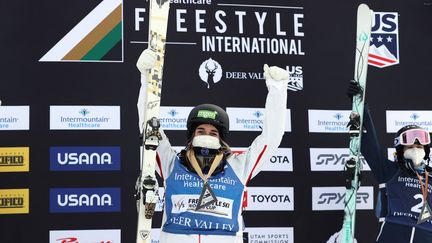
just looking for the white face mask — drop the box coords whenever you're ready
[404,147,426,167]
[192,135,221,149]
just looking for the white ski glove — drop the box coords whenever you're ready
[263,64,289,90]
[136,48,157,134]
[136,48,157,74]
[264,64,289,81]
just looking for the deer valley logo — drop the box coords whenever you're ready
[40,0,123,62]
[198,58,223,88]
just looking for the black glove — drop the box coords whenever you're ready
[346,80,363,101]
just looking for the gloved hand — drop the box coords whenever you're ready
[264,64,289,90]
[347,80,363,101]
[136,48,157,74]
[263,64,289,81]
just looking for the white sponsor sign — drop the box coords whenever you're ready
[386,110,432,132]
[227,107,291,132]
[312,186,374,211]
[246,187,294,211]
[246,227,294,243]
[0,106,29,130]
[49,229,120,243]
[159,106,192,130]
[232,147,293,172]
[50,106,120,130]
[171,194,233,219]
[310,148,370,171]
[308,110,351,133]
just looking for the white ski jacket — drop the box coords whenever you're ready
[149,77,287,243]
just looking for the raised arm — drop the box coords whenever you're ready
[230,64,288,182]
[136,49,177,180]
[361,105,398,182]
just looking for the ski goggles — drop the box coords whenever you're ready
[394,129,431,146]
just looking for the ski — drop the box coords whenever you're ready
[135,0,170,243]
[341,4,373,243]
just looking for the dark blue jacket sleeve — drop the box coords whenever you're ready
[361,105,398,183]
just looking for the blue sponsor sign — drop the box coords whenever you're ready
[50,146,120,171]
[49,188,121,213]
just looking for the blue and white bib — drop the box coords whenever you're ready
[386,170,432,231]
[162,158,244,235]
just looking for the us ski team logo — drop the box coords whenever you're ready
[368,12,399,68]
[286,65,303,91]
[40,0,123,62]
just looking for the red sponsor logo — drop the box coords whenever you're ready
[57,238,78,243]
[56,236,113,243]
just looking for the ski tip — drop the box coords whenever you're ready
[358,3,372,12]
[357,3,373,16]
[358,3,370,9]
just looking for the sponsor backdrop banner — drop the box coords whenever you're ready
[1,0,431,242]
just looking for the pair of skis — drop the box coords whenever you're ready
[135,2,372,243]
[135,0,170,243]
[341,4,373,243]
